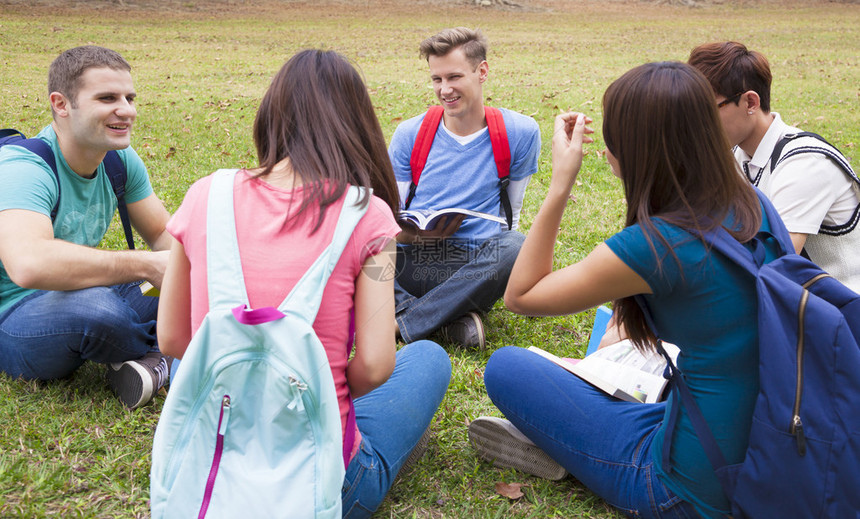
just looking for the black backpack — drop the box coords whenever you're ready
[0,128,135,249]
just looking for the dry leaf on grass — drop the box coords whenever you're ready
[495,481,527,500]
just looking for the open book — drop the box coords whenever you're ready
[398,208,506,231]
[527,340,679,403]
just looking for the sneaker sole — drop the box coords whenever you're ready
[105,362,154,409]
[468,417,567,480]
[397,427,432,479]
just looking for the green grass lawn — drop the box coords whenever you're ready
[0,0,858,517]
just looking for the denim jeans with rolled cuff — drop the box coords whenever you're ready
[0,282,159,380]
[394,230,525,343]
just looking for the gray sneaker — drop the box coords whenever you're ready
[468,416,568,480]
[105,351,169,409]
[440,312,485,349]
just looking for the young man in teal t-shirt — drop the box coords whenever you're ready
[0,46,172,409]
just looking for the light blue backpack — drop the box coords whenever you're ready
[150,169,366,519]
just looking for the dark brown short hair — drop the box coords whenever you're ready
[688,41,772,112]
[419,27,487,68]
[602,61,761,352]
[252,49,399,230]
[48,46,131,107]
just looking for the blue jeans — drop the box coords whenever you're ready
[341,340,451,518]
[483,346,702,519]
[0,283,159,380]
[394,230,524,342]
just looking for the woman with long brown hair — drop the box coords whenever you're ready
[470,61,775,518]
[157,49,451,517]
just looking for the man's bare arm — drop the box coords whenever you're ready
[127,192,173,251]
[789,232,808,255]
[0,208,169,290]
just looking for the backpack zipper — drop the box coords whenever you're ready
[198,395,231,519]
[290,374,340,511]
[789,289,809,456]
[790,274,830,456]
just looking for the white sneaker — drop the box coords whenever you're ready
[468,416,568,480]
[105,351,169,409]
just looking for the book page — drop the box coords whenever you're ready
[575,356,664,403]
[576,340,678,403]
[527,346,641,403]
[527,341,678,404]
[399,207,506,230]
[434,208,506,224]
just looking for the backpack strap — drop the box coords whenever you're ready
[770,131,859,240]
[102,150,135,250]
[770,131,858,186]
[1,130,134,249]
[405,106,444,209]
[0,128,25,140]
[635,295,737,499]
[5,135,61,220]
[406,106,514,229]
[486,106,514,230]
[276,186,367,318]
[206,169,250,310]
[707,189,794,275]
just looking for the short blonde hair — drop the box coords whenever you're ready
[419,27,487,68]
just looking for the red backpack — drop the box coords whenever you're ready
[406,105,513,229]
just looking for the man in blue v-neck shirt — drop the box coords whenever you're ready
[388,27,540,349]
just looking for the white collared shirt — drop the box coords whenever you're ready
[735,112,858,234]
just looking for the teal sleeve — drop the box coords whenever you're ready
[0,146,58,216]
[117,146,153,204]
[605,223,668,294]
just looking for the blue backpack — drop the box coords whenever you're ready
[641,189,860,518]
[0,128,135,249]
[150,169,365,518]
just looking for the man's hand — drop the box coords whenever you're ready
[146,249,171,289]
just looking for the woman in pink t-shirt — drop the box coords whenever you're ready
[157,50,451,518]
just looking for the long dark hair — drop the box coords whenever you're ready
[602,61,761,351]
[252,49,399,230]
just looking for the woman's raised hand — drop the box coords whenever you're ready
[551,112,594,196]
